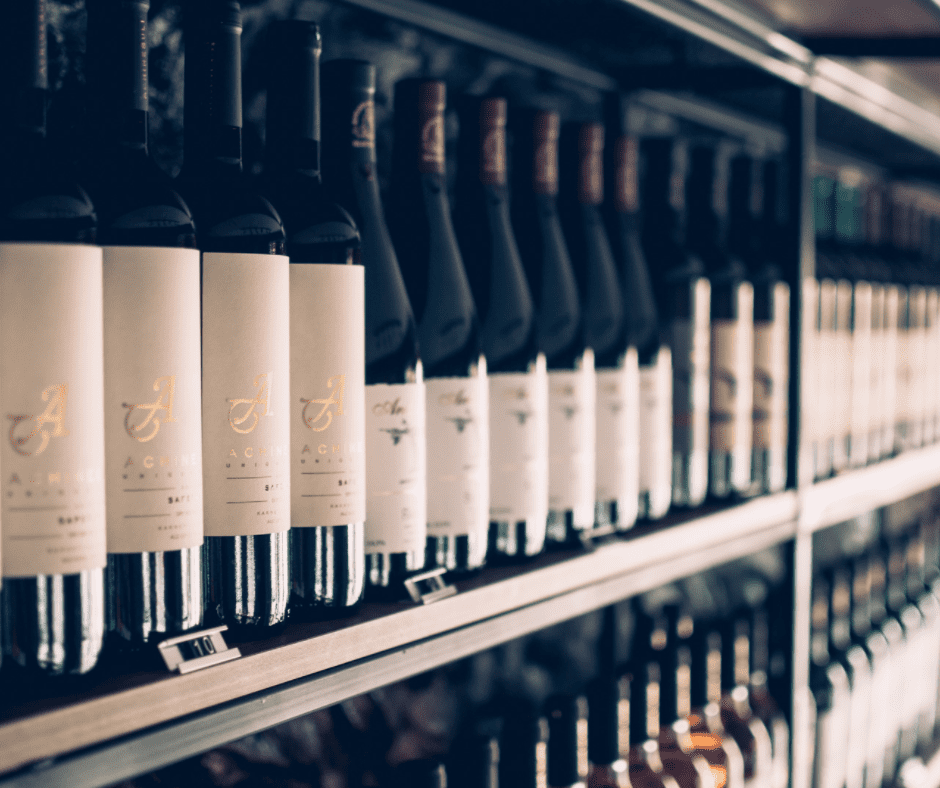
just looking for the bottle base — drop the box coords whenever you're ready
[425,533,486,575]
[290,523,366,612]
[2,569,106,677]
[546,509,591,547]
[487,518,546,562]
[205,533,291,629]
[107,547,205,645]
[709,450,753,499]
[751,448,786,494]
[364,550,425,602]
[638,487,671,520]
[594,498,637,533]
[672,451,708,508]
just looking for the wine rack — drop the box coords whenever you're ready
[4,0,940,785]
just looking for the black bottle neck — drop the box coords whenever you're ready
[588,676,622,768]
[391,78,447,190]
[690,628,723,708]
[814,175,836,247]
[886,539,910,612]
[264,20,321,179]
[0,0,48,145]
[183,1,243,176]
[640,137,689,255]
[686,145,731,262]
[628,660,662,746]
[851,556,873,638]
[499,703,549,788]
[829,568,853,652]
[662,604,695,722]
[720,615,753,692]
[835,180,863,249]
[811,580,831,666]
[85,0,149,153]
[868,556,889,626]
[320,58,379,218]
[545,694,588,788]
[728,155,760,266]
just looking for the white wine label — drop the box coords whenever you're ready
[882,287,900,452]
[290,264,365,528]
[670,278,711,454]
[834,282,854,455]
[202,252,290,537]
[426,369,488,538]
[365,381,427,554]
[595,350,639,506]
[817,280,837,452]
[638,347,672,506]
[754,283,790,452]
[849,282,873,464]
[1,243,106,577]
[799,278,819,484]
[710,288,754,454]
[869,286,885,449]
[488,359,549,525]
[925,289,939,443]
[104,247,203,554]
[548,351,596,528]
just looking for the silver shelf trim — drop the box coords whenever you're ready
[800,443,940,533]
[0,499,798,788]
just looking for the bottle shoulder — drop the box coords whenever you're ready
[177,169,285,251]
[87,152,196,246]
[0,146,97,242]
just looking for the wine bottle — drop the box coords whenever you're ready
[321,60,426,596]
[892,197,913,455]
[809,576,852,788]
[863,186,887,464]
[825,563,874,788]
[559,121,637,533]
[905,529,940,748]
[849,553,891,788]
[0,0,106,676]
[747,591,790,788]
[587,673,677,788]
[179,0,290,629]
[813,174,839,478]
[729,155,789,494]
[545,693,589,788]
[454,96,547,561]
[389,79,488,574]
[638,605,715,788]
[718,616,774,787]
[84,0,205,646]
[686,144,753,499]
[499,698,549,788]
[511,109,595,545]
[626,656,687,788]
[640,139,710,509]
[602,119,672,521]
[868,549,905,778]
[836,177,874,469]
[261,21,365,614]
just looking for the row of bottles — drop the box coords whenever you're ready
[0,0,795,679]
[809,520,940,788]
[805,168,940,481]
[118,568,792,788]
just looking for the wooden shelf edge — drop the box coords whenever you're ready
[801,443,940,533]
[0,493,797,779]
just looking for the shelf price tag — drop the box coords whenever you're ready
[404,567,457,605]
[158,626,241,674]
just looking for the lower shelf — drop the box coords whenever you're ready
[0,492,798,787]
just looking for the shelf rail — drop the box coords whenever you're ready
[0,494,798,787]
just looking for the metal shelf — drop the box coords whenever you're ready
[801,443,940,533]
[0,493,798,787]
